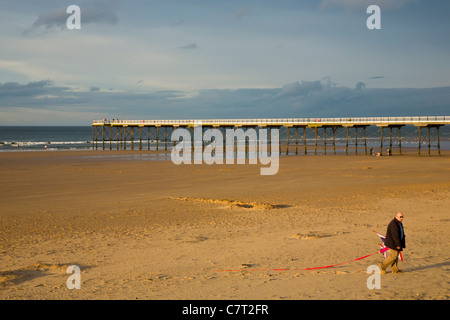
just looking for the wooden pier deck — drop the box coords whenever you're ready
[92,116,450,156]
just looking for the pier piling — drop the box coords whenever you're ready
[92,117,449,156]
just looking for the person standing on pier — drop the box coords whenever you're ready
[379,212,406,274]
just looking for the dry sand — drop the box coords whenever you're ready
[0,150,449,300]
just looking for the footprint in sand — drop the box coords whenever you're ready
[290,233,332,240]
[188,235,209,243]
[171,197,288,210]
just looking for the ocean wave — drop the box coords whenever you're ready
[0,141,91,146]
[0,139,162,148]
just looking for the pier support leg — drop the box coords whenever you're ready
[269,127,272,154]
[123,127,127,150]
[380,127,383,156]
[91,126,95,150]
[355,127,358,155]
[304,127,307,155]
[95,127,98,150]
[101,126,105,150]
[323,127,327,155]
[437,126,441,156]
[332,127,337,155]
[165,127,168,151]
[418,127,422,156]
[286,126,290,155]
[244,127,250,159]
[345,127,349,156]
[139,127,143,151]
[295,127,299,155]
[399,127,402,155]
[173,127,177,151]
[203,126,206,153]
[155,127,159,151]
[213,127,218,158]
[364,127,367,155]
[117,127,120,150]
[109,126,112,150]
[314,128,318,155]
[389,127,392,155]
[190,126,194,152]
[279,126,282,154]
[223,127,226,157]
[131,127,134,150]
[428,126,431,156]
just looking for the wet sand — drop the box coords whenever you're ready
[0,150,449,299]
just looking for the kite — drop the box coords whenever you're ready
[372,230,403,261]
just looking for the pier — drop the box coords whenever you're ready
[92,116,449,156]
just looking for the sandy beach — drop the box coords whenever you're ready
[0,150,449,300]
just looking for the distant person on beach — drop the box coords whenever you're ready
[379,212,405,274]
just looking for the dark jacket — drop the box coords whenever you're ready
[384,218,406,251]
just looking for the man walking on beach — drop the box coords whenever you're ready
[380,212,406,274]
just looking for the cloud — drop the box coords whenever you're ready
[0,80,55,97]
[23,1,119,36]
[0,80,78,112]
[170,19,185,27]
[355,81,366,91]
[275,81,323,99]
[25,7,68,33]
[180,43,198,50]
[233,8,252,21]
[369,76,385,79]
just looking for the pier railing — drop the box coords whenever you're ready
[93,116,449,126]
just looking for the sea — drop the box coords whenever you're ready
[1,125,449,153]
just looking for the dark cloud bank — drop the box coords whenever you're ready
[1,79,449,124]
[23,1,119,36]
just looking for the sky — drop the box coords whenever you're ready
[0,0,449,125]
